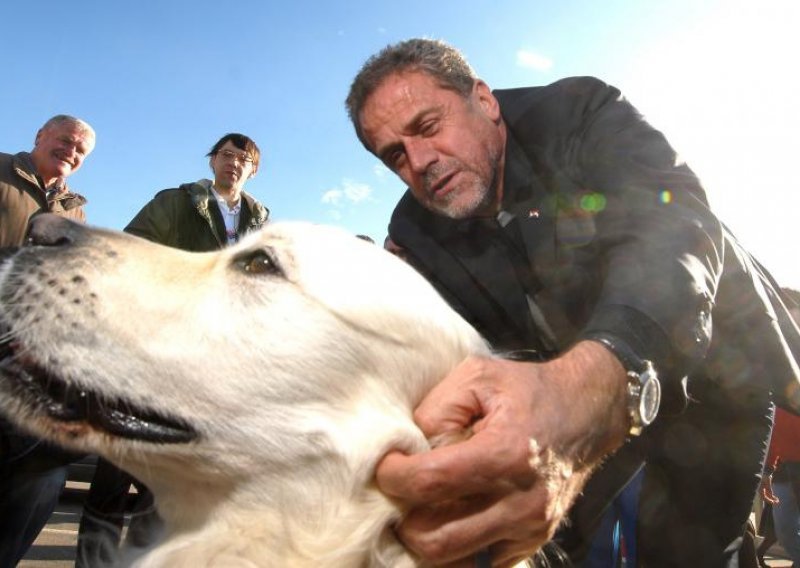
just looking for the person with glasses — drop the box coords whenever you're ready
[0,114,96,567]
[124,132,269,250]
[76,132,269,567]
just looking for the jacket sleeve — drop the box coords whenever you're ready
[124,191,176,245]
[547,78,724,395]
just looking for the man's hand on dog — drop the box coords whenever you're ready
[376,340,630,567]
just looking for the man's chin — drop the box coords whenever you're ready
[429,194,494,220]
[214,180,239,194]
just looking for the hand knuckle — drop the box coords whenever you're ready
[409,465,448,499]
[410,530,453,563]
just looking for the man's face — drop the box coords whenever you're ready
[31,122,95,183]
[359,71,506,219]
[209,141,257,193]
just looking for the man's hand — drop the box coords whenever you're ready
[376,340,631,567]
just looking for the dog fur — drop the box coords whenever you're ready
[0,217,491,567]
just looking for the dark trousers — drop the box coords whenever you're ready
[76,457,162,568]
[0,467,67,567]
[0,418,81,567]
[562,380,772,568]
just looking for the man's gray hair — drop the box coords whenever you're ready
[40,114,95,138]
[345,38,478,147]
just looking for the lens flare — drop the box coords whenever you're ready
[580,192,607,213]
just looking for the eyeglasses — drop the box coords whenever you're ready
[217,149,254,164]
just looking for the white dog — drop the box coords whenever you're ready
[0,215,492,567]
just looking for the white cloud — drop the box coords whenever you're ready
[373,163,391,180]
[320,179,374,210]
[342,179,372,203]
[516,49,553,71]
[321,189,343,206]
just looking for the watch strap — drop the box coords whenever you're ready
[587,334,648,374]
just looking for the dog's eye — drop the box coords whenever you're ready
[237,249,282,276]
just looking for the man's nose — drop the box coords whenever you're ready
[405,139,437,174]
[56,144,77,163]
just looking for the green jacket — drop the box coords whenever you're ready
[125,179,269,251]
[0,151,87,247]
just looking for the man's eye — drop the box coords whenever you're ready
[420,121,438,135]
[388,149,405,169]
[238,249,282,276]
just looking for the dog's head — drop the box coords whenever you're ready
[0,215,487,516]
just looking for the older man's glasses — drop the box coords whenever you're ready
[217,149,254,164]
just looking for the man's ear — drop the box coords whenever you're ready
[249,165,258,179]
[473,80,501,122]
[33,129,43,148]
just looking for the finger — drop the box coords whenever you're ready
[436,545,532,568]
[492,539,544,568]
[411,357,488,438]
[376,429,536,504]
[399,486,552,565]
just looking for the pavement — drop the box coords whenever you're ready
[18,483,797,567]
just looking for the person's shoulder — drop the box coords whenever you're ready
[495,76,615,99]
[241,191,270,225]
[0,152,13,172]
[0,151,30,171]
[151,184,194,200]
[0,152,31,184]
[495,76,619,114]
[546,76,622,105]
[132,186,192,215]
[495,76,626,145]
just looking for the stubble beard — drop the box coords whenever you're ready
[423,160,500,220]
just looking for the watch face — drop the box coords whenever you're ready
[639,372,661,426]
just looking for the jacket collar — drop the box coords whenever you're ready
[12,152,44,190]
[186,179,269,241]
[11,152,87,210]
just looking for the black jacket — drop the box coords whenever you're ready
[389,76,800,414]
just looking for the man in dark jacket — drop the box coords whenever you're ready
[0,114,96,566]
[346,38,798,567]
[125,132,269,249]
[76,133,269,566]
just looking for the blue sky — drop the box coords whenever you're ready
[3,0,799,286]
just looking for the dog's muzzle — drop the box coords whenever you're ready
[0,336,198,444]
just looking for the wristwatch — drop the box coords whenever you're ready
[591,336,661,437]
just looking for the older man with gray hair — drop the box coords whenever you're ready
[0,113,96,565]
[0,114,95,246]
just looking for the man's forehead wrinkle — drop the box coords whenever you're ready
[373,107,438,162]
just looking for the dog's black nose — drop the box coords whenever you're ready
[26,213,86,248]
